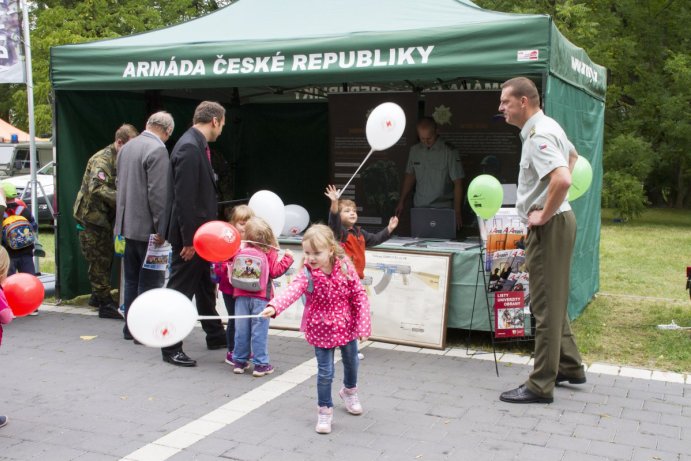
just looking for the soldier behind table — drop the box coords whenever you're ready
[74,124,138,319]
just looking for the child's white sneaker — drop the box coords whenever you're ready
[339,387,363,415]
[315,406,333,434]
[357,352,364,360]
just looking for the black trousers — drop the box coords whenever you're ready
[162,249,225,355]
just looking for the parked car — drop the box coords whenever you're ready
[2,161,55,224]
[0,141,53,178]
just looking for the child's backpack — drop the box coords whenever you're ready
[2,214,35,250]
[230,246,269,293]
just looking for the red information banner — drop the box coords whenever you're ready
[494,291,525,338]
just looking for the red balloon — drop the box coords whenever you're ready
[193,221,242,262]
[2,273,45,317]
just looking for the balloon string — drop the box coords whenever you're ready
[337,148,375,199]
[241,240,282,251]
[198,314,263,320]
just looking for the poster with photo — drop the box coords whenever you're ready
[494,291,525,338]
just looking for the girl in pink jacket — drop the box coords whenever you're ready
[262,224,370,434]
[213,204,255,366]
[0,247,13,428]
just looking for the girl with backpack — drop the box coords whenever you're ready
[229,217,293,377]
[261,224,371,434]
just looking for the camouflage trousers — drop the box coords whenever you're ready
[79,226,114,299]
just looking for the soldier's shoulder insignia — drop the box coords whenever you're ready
[97,170,107,181]
[529,127,536,138]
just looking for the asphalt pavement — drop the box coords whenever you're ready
[0,304,689,461]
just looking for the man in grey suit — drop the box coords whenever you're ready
[114,111,175,342]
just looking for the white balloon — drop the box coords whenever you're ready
[128,288,197,348]
[248,190,285,237]
[281,204,310,236]
[365,102,407,151]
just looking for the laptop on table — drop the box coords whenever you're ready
[410,207,456,240]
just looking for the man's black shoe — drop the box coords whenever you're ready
[206,338,227,350]
[123,329,134,340]
[500,385,553,404]
[555,372,587,385]
[162,352,197,367]
[88,294,100,307]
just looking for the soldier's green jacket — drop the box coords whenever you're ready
[73,144,117,230]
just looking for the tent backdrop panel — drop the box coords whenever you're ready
[55,90,150,299]
[545,75,604,320]
[231,102,330,221]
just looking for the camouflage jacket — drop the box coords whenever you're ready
[73,144,117,229]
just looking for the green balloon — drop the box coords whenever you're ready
[468,174,503,219]
[568,156,593,201]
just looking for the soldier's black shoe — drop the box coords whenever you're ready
[98,298,123,320]
[88,294,100,307]
[99,306,122,319]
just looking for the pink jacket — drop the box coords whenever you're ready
[0,289,12,346]
[232,248,294,299]
[213,261,233,295]
[269,259,371,349]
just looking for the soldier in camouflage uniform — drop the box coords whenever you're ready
[74,124,138,319]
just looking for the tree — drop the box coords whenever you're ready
[476,0,691,211]
[7,0,234,135]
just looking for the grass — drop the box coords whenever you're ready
[452,208,691,374]
[571,208,691,373]
[36,225,55,275]
[36,210,691,372]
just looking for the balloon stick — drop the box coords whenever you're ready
[337,148,375,199]
[242,240,281,251]
[198,314,263,320]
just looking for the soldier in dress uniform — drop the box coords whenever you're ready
[74,124,138,319]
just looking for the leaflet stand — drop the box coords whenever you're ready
[470,211,537,377]
[466,217,499,377]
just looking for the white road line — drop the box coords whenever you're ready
[120,354,335,461]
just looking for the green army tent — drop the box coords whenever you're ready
[50,0,605,321]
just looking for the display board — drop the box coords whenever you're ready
[270,243,452,349]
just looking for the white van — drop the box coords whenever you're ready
[0,141,54,178]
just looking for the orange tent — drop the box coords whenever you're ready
[0,118,48,142]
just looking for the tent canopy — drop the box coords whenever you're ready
[50,0,605,320]
[51,0,605,99]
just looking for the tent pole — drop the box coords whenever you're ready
[20,0,40,273]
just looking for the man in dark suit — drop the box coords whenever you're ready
[162,101,227,367]
[114,111,174,343]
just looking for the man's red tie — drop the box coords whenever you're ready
[205,146,211,163]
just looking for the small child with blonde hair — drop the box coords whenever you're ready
[325,184,398,359]
[214,204,255,365]
[262,224,370,434]
[230,216,293,376]
[0,246,14,428]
